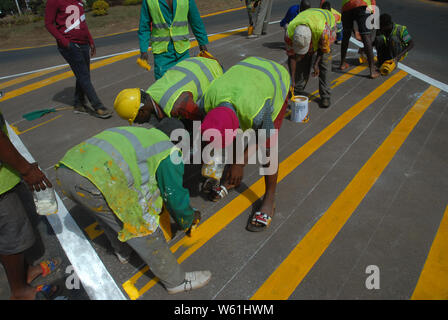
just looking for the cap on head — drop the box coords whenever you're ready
[293,25,312,55]
[113,88,141,125]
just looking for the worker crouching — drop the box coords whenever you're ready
[55,119,210,294]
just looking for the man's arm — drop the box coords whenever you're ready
[0,130,51,191]
[44,0,70,48]
[188,0,209,50]
[156,152,196,231]
[396,39,414,61]
[138,0,152,58]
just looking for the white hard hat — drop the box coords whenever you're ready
[293,25,312,55]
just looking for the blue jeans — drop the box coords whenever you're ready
[58,43,104,109]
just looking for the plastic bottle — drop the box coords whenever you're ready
[201,153,225,194]
[33,187,58,216]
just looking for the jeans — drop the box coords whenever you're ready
[55,167,186,289]
[58,43,104,110]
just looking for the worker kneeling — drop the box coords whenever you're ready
[375,13,414,76]
[55,119,210,294]
[200,56,291,232]
[114,57,223,125]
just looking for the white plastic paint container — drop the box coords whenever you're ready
[290,95,309,123]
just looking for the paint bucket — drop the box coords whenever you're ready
[290,95,309,123]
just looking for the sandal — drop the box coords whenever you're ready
[29,257,62,284]
[35,284,60,300]
[246,211,274,232]
[209,185,229,202]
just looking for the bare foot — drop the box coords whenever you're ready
[27,264,42,284]
[370,70,380,79]
[339,62,350,71]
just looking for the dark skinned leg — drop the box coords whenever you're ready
[339,28,352,70]
[0,253,36,300]
[361,33,380,78]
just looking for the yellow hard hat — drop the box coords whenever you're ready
[113,88,141,125]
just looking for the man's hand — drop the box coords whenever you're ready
[90,44,96,58]
[199,45,208,52]
[21,163,52,192]
[226,164,244,187]
[140,52,149,62]
[312,64,320,77]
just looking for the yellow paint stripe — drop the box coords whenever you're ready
[13,115,62,135]
[412,205,448,300]
[0,29,245,104]
[84,222,105,241]
[122,70,408,300]
[0,66,68,90]
[251,85,440,300]
[201,6,246,18]
[0,51,139,102]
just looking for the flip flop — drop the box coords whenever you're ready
[29,257,62,284]
[246,211,274,232]
[35,284,61,300]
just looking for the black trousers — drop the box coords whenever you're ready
[58,43,103,110]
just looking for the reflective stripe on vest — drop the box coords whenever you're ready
[0,111,21,195]
[147,57,223,117]
[203,57,290,131]
[147,0,190,54]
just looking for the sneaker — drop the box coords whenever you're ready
[73,104,89,115]
[166,270,212,294]
[92,106,112,119]
[320,98,331,108]
[247,34,260,39]
[115,251,130,264]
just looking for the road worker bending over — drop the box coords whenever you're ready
[374,13,414,76]
[285,8,336,108]
[114,57,223,125]
[55,119,211,294]
[199,56,291,232]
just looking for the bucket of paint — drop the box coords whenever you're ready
[290,95,309,123]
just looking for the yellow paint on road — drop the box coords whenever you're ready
[84,222,105,241]
[412,205,448,300]
[251,85,440,300]
[121,70,408,300]
[0,66,68,90]
[11,115,62,135]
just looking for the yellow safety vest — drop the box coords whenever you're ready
[59,127,177,241]
[202,57,290,131]
[0,111,21,195]
[288,8,336,52]
[147,0,190,54]
[147,57,223,117]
